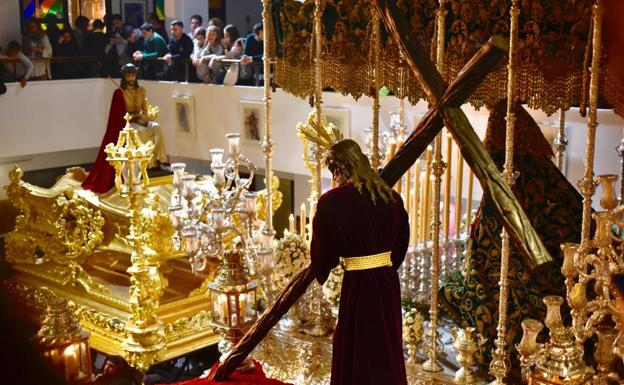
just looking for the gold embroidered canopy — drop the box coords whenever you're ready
[270,0,624,116]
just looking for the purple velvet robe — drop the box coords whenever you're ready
[311,183,409,385]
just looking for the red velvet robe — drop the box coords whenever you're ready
[311,184,409,385]
[82,88,126,193]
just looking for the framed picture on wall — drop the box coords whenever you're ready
[323,107,350,139]
[122,0,147,26]
[173,95,195,139]
[239,100,264,143]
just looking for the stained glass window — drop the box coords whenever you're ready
[154,0,164,21]
[22,0,67,20]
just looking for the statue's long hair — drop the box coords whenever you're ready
[325,139,395,205]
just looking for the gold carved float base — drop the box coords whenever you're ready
[3,167,222,370]
[254,328,458,385]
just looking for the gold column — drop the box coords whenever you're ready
[261,0,274,232]
[423,0,446,373]
[371,14,382,170]
[489,1,520,383]
[555,109,568,171]
[106,115,164,372]
[304,0,329,338]
[578,0,604,248]
[313,0,324,195]
[443,134,452,240]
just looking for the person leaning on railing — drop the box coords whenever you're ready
[201,25,225,84]
[191,27,209,81]
[239,22,263,86]
[163,20,194,82]
[22,19,52,80]
[210,37,248,86]
[132,23,168,80]
[0,41,33,87]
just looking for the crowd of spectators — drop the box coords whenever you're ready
[0,12,265,88]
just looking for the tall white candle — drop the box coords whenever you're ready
[413,162,421,244]
[443,134,453,240]
[300,203,306,238]
[289,214,295,233]
[454,147,464,238]
[466,169,474,234]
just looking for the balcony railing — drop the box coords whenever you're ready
[0,55,266,85]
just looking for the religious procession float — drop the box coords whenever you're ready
[3,1,624,385]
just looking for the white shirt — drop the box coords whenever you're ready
[23,34,52,78]
[0,52,34,80]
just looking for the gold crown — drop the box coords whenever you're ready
[296,111,343,153]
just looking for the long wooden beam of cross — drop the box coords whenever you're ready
[375,0,551,269]
[209,3,552,381]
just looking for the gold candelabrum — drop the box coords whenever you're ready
[37,287,92,384]
[451,327,486,385]
[105,113,166,371]
[519,174,624,385]
[296,111,335,337]
[168,133,266,372]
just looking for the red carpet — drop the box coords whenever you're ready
[162,361,291,385]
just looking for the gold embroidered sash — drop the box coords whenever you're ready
[343,251,392,271]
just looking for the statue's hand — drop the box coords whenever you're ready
[147,105,160,121]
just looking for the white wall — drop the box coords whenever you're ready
[156,0,262,36]
[0,1,22,50]
[167,0,208,34]
[0,79,111,158]
[0,78,622,208]
[225,0,261,36]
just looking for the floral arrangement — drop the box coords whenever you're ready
[402,306,425,350]
[322,259,345,311]
[273,232,309,290]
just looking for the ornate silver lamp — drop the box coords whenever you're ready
[169,133,262,371]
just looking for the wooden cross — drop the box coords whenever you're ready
[209,1,552,379]
[375,0,550,269]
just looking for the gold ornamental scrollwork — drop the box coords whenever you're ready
[3,281,120,334]
[4,166,38,264]
[138,194,175,265]
[5,165,26,212]
[255,175,283,224]
[75,306,127,336]
[164,310,212,336]
[3,165,222,371]
[4,165,105,266]
[3,280,49,313]
[53,194,105,264]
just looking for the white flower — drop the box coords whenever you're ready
[274,233,310,289]
[322,260,345,310]
[402,307,424,346]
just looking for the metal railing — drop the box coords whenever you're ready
[0,55,266,85]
